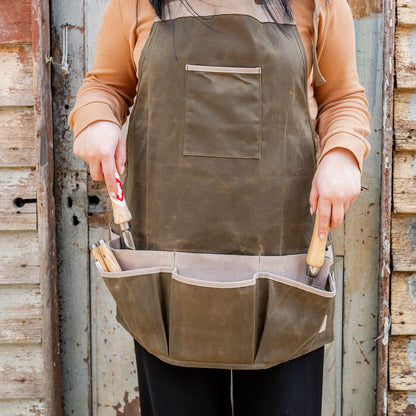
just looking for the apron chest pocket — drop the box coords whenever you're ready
[184,64,262,159]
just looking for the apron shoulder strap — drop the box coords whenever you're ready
[312,0,326,86]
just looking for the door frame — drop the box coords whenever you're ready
[377,0,395,414]
[32,0,62,414]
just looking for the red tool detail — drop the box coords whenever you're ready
[115,177,124,202]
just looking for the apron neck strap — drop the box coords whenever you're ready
[312,0,326,86]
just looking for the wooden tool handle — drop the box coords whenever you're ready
[306,211,329,269]
[108,170,132,225]
[98,240,122,272]
[90,244,109,272]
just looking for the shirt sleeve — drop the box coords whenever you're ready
[68,0,138,139]
[314,0,371,172]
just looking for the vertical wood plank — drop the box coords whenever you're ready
[50,0,90,414]
[341,14,383,416]
[32,0,63,413]
[378,0,395,413]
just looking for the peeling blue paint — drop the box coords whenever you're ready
[406,217,416,250]
[406,338,416,377]
[411,28,416,63]
[408,93,416,122]
[408,391,416,408]
[407,275,416,306]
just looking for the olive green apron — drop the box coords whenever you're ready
[101,0,335,369]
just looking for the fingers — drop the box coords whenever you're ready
[115,134,126,176]
[89,161,105,182]
[101,158,117,199]
[309,181,319,215]
[317,199,331,239]
[330,203,344,229]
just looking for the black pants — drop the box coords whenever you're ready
[134,340,324,416]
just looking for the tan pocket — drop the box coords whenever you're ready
[101,268,171,357]
[184,64,262,159]
[254,272,335,365]
[168,274,257,365]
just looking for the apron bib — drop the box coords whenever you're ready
[102,0,336,369]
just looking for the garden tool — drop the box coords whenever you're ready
[90,242,109,272]
[98,239,122,272]
[306,210,329,286]
[108,170,136,250]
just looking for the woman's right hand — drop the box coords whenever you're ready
[73,121,126,198]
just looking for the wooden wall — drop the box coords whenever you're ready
[389,0,416,414]
[0,0,60,415]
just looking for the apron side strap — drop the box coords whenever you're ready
[312,0,326,86]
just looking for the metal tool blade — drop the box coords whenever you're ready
[307,265,320,286]
[120,222,136,250]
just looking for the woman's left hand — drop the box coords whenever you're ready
[309,148,362,239]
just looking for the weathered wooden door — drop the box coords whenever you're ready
[51,1,384,414]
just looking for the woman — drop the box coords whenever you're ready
[70,0,370,414]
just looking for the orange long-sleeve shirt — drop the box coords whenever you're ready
[69,0,371,171]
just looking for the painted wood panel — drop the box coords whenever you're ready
[397,0,416,26]
[347,0,382,19]
[0,0,32,44]
[0,286,42,344]
[0,107,36,167]
[392,272,416,335]
[393,151,416,212]
[0,399,45,416]
[389,391,416,415]
[0,46,34,106]
[395,90,416,151]
[51,0,90,413]
[390,4,416,413]
[0,344,44,399]
[340,14,382,415]
[0,232,39,284]
[396,27,416,89]
[390,336,416,390]
[392,215,416,272]
[0,168,37,231]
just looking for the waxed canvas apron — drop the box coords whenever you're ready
[101,0,336,369]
